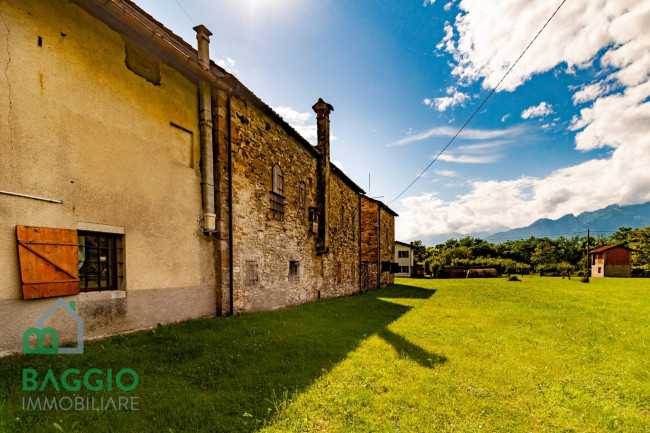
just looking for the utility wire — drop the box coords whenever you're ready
[389,0,567,205]
[172,0,232,71]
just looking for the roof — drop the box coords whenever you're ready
[361,196,399,217]
[395,241,413,248]
[589,244,635,254]
[74,0,367,196]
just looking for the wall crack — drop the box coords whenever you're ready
[0,8,13,149]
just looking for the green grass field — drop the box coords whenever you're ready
[1,277,649,432]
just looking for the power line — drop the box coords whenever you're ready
[389,0,567,205]
[172,0,231,70]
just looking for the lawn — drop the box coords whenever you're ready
[1,277,649,432]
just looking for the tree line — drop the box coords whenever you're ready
[412,226,650,278]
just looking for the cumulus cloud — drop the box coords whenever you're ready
[423,87,470,111]
[521,101,553,119]
[389,125,521,147]
[572,81,613,104]
[396,0,650,240]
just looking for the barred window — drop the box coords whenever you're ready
[289,261,300,280]
[271,164,285,220]
[78,232,122,292]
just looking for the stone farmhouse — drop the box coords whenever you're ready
[0,0,396,354]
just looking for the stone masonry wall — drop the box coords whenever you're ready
[379,207,395,287]
[227,97,362,313]
[360,197,379,291]
[321,174,361,299]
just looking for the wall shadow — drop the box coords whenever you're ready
[0,284,442,433]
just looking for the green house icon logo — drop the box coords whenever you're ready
[22,298,84,354]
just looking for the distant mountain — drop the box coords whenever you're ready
[486,202,650,242]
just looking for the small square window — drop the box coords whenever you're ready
[245,261,259,285]
[289,261,300,280]
[78,231,123,292]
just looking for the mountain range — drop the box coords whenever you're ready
[486,202,650,242]
[413,202,650,245]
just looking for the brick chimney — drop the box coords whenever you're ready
[313,98,333,255]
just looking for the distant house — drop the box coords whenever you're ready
[589,245,633,277]
[394,241,414,277]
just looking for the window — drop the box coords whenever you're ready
[289,261,300,280]
[78,232,122,292]
[308,207,319,234]
[299,181,306,208]
[398,250,410,258]
[271,164,285,220]
[245,261,259,285]
[598,266,602,274]
[400,266,410,274]
[336,261,342,283]
[381,261,391,272]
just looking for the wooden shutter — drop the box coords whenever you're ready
[16,226,80,300]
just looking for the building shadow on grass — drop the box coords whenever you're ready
[0,283,444,433]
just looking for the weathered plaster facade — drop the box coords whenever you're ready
[0,0,396,354]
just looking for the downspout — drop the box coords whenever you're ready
[228,95,234,315]
[194,25,216,233]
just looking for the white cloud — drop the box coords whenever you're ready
[423,0,436,6]
[423,88,470,111]
[396,0,650,241]
[438,153,501,164]
[436,21,455,52]
[572,81,613,104]
[389,125,521,147]
[501,114,510,122]
[434,169,458,177]
[272,105,340,144]
[216,56,237,73]
[331,160,345,171]
[443,1,456,12]
[521,101,553,119]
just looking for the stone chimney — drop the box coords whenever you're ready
[313,98,333,255]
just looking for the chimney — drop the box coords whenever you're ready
[313,98,333,255]
[194,25,216,233]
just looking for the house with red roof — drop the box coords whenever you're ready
[589,245,633,278]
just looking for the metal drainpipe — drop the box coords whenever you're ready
[194,25,216,233]
[228,95,234,315]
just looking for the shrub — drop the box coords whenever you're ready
[507,275,521,281]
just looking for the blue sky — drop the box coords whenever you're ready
[135,0,650,243]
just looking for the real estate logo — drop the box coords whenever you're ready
[22,298,84,354]
[20,298,140,411]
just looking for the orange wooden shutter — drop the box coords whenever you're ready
[16,226,80,300]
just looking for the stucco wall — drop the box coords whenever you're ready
[0,0,216,352]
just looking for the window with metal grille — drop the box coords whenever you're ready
[245,261,259,285]
[289,261,299,280]
[299,181,306,208]
[78,232,122,292]
[271,164,285,220]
